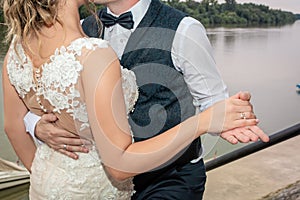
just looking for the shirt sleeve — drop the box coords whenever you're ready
[23,111,43,145]
[171,17,229,113]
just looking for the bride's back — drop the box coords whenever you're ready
[23,25,84,69]
[2,0,135,199]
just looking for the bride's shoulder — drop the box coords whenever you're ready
[86,37,109,47]
[68,37,108,54]
[76,38,117,65]
[73,37,109,49]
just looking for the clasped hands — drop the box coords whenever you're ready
[34,91,269,159]
[212,91,269,144]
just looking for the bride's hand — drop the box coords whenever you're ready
[207,91,259,133]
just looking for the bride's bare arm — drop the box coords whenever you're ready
[2,53,36,172]
[81,47,260,181]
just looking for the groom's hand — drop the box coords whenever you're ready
[220,125,269,144]
[35,113,89,159]
[220,91,269,144]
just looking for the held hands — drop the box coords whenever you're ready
[36,92,269,160]
[221,125,269,144]
[208,91,269,144]
[35,113,90,159]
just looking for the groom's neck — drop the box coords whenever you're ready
[106,0,140,15]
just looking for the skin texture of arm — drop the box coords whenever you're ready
[79,46,261,181]
[2,53,36,172]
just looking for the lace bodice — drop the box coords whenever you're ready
[7,37,138,126]
[7,37,138,199]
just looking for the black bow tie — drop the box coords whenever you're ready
[100,11,134,29]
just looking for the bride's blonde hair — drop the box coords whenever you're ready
[3,0,101,56]
[3,0,61,45]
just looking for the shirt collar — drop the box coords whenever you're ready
[106,0,151,30]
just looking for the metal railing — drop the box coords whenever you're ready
[205,123,300,171]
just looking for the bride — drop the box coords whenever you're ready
[2,0,267,199]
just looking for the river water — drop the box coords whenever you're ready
[203,20,300,158]
[0,20,299,172]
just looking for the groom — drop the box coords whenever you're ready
[24,0,267,199]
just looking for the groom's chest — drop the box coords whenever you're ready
[104,27,132,59]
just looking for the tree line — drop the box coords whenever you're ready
[164,0,298,26]
[0,0,298,27]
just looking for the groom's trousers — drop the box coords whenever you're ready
[132,138,206,200]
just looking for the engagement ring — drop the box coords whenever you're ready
[240,112,246,120]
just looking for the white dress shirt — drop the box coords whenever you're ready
[104,0,228,111]
[24,0,228,152]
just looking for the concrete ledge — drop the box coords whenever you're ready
[204,136,300,200]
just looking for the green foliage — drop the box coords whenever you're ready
[164,0,297,27]
[224,0,237,11]
[79,4,104,19]
[0,9,4,23]
[0,1,297,26]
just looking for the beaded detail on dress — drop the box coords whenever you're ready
[7,37,138,199]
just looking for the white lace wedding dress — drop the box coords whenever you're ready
[7,37,139,199]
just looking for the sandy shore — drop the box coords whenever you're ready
[204,135,300,200]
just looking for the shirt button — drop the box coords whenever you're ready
[120,39,124,43]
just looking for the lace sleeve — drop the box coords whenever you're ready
[120,67,139,115]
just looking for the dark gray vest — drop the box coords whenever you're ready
[83,0,196,141]
[122,0,196,142]
[83,0,202,190]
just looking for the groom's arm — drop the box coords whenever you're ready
[173,17,268,144]
[23,112,43,145]
[172,17,229,116]
[24,112,89,159]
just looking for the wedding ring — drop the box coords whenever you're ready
[63,144,67,150]
[240,112,246,120]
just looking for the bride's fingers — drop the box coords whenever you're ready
[234,118,260,129]
[219,113,258,132]
[239,91,251,101]
[237,112,256,120]
[229,91,251,101]
[226,100,253,113]
[234,105,253,113]
[230,98,253,107]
